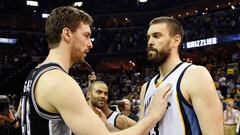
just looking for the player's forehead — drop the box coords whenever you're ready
[147,23,169,35]
[76,22,92,34]
[93,83,108,92]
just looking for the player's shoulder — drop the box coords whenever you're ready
[185,64,209,76]
[182,64,212,89]
[183,64,214,92]
[39,69,79,92]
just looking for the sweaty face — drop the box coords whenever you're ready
[70,22,93,64]
[147,23,172,66]
[89,84,108,109]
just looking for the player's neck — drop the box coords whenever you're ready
[102,105,112,116]
[89,102,101,114]
[158,56,181,78]
[43,47,72,73]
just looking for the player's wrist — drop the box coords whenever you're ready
[147,113,160,123]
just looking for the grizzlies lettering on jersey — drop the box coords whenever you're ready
[144,62,202,135]
[21,63,71,135]
[107,111,119,128]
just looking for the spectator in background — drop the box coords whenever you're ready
[0,95,20,135]
[0,109,20,135]
[219,73,228,97]
[234,95,240,110]
[227,79,236,96]
[119,98,139,121]
[226,94,234,102]
[224,100,239,135]
[83,72,96,98]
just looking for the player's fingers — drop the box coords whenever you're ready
[95,107,104,117]
[164,87,173,100]
[155,84,172,98]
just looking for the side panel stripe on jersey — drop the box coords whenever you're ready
[176,64,202,135]
[49,120,53,135]
[175,92,186,135]
[26,99,31,135]
[177,93,192,135]
[176,64,192,135]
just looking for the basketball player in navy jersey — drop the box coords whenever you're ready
[21,6,173,135]
[139,17,223,135]
[87,81,136,130]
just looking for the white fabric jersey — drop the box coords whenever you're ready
[144,62,201,135]
[107,111,119,128]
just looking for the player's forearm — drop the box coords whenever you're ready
[113,115,158,135]
[201,116,224,135]
[202,128,224,135]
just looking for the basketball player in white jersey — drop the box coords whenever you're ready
[139,17,223,135]
[21,6,173,135]
[87,81,136,130]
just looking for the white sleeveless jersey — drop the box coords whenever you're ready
[107,111,119,128]
[144,62,202,135]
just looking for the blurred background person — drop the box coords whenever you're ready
[224,99,239,135]
[118,98,139,121]
[87,81,136,130]
[0,95,20,135]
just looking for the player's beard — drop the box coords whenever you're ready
[92,99,105,109]
[72,51,85,64]
[71,45,86,65]
[147,41,171,66]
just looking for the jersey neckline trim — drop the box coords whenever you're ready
[154,61,184,85]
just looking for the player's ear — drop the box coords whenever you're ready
[62,27,71,42]
[87,91,91,99]
[173,34,181,48]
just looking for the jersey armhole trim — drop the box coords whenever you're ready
[114,114,120,127]
[176,64,193,109]
[144,81,151,97]
[31,65,64,120]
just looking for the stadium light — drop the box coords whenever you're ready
[0,38,17,45]
[42,13,50,18]
[139,0,148,3]
[74,2,83,7]
[26,0,39,7]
